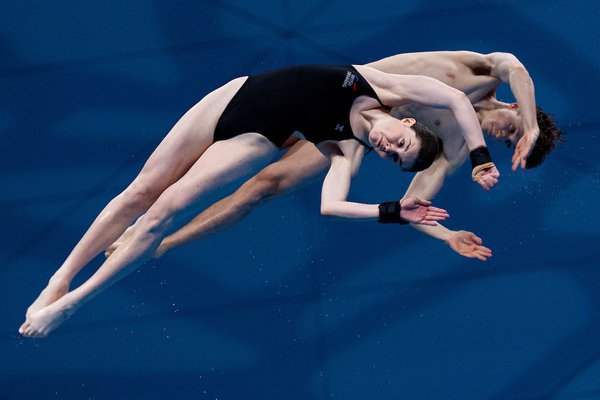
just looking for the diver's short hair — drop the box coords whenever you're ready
[404,122,442,172]
[524,107,565,168]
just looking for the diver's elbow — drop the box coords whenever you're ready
[320,202,336,217]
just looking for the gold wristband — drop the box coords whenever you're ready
[472,162,495,181]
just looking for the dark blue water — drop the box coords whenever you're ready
[2,1,599,399]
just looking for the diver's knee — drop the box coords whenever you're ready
[137,206,175,237]
[120,178,163,210]
[244,174,282,205]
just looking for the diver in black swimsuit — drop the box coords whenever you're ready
[20,63,492,338]
[214,65,382,147]
[213,64,441,171]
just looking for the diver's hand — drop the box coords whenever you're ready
[470,147,499,191]
[472,164,500,191]
[445,230,492,261]
[399,197,449,226]
[512,128,539,171]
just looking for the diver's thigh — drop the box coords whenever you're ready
[134,77,248,190]
[259,140,329,192]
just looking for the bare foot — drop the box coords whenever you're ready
[19,299,78,338]
[104,224,136,258]
[23,279,70,322]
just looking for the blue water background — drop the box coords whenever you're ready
[1,1,599,399]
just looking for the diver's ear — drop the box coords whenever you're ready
[402,117,416,126]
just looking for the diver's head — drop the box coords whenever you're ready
[368,117,441,172]
[480,107,522,145]
[481,104,565,168]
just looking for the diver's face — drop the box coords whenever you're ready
[368,117,420,170]
[480,109,523,146]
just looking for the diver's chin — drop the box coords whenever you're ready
[368,131,381,146]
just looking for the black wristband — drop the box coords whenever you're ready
[470,146,492,169]
[378,201,409,224]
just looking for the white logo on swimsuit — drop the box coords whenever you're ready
[335,124,345,132]
[342,71,358,88]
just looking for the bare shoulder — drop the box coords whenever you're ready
[448,51,494,71]
[353,64,416,90]
[484,51,521,62]
[352,64,398,94]
[450,51,527,78]
[338,138,362,160]
[483,52,525,69]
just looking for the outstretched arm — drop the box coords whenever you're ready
[319,144,448,225]
[409,217,492,261]
[487,52,540,170]
[398,140,492,260]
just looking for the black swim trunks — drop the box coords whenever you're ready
[213,65,384,148]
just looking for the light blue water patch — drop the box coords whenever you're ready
[556,358,600,399]
[0,2,169,68]
[0,110,9,137]
[175,191,321,297]
[50,108,173,142]
[543,172,600,235]
[323,269,590,399]
[87,56,185,87]
[518,1,600,56]
[0,165,135,203]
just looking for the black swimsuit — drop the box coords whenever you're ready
[213,65,384,148]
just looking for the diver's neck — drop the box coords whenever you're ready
[474,97,512,113]
[355,107,388,144]
[475,97,515,128]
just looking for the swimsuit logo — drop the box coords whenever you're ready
[342,71,359,91]
[335,124,345,132]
